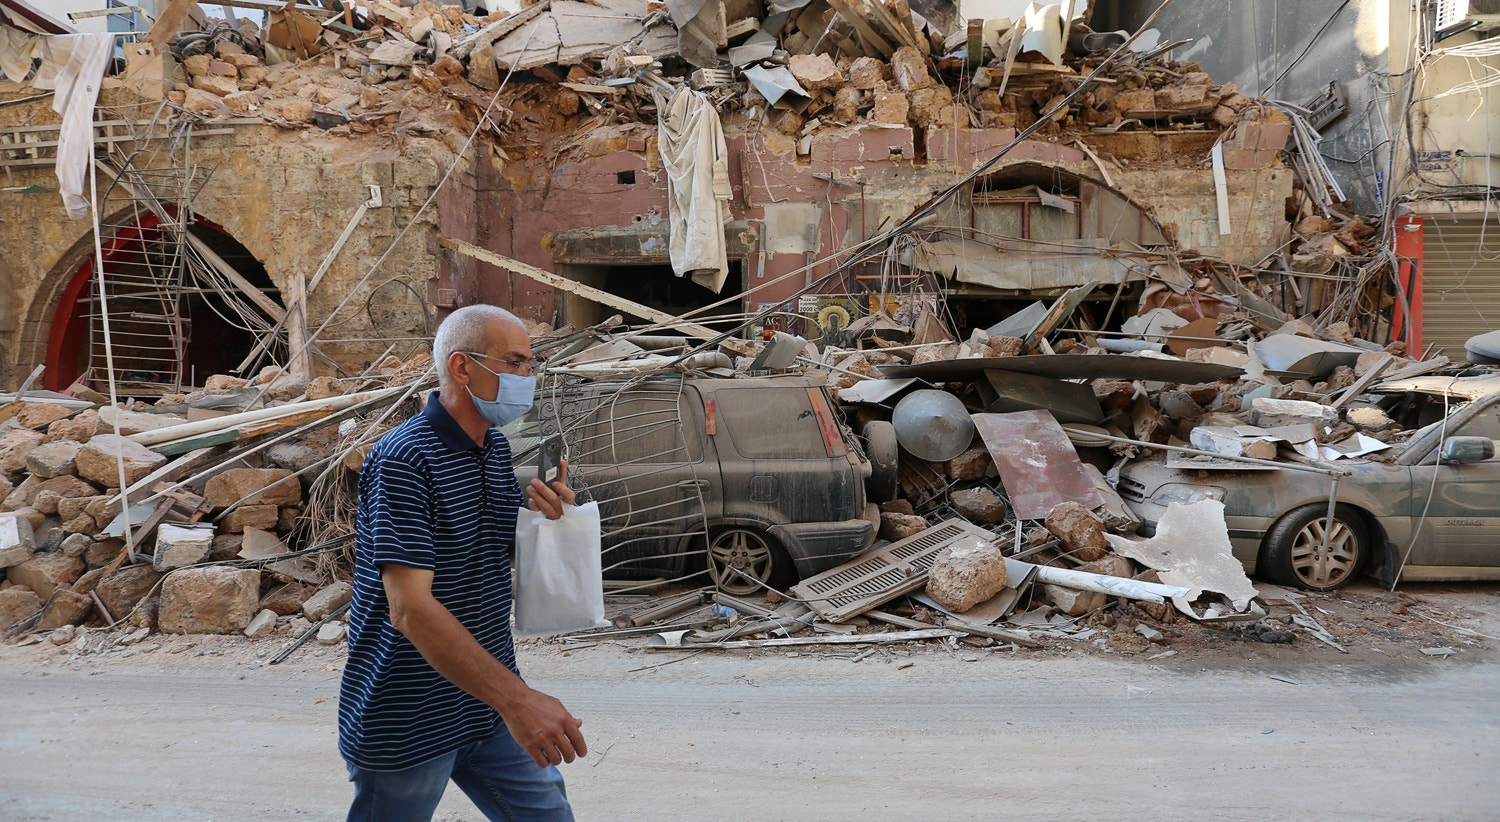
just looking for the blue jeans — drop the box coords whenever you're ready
[345,722,572,822]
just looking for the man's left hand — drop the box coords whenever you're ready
[526,459,576,520]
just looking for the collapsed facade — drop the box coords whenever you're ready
[0,1,1495,646]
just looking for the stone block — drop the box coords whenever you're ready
[209,534,244,562]
[1136,623,1165,643]
[260,582,313,616]
[153,523,214,571]
[72,566,104,596]
[907,85,953,128]
[182,53,213,76]
[318,620,347,645]
[946,445,993,481]
[950,487,1007,525]
[849,56,886,90]
[223,90,259,114]
[159,566,261,634]
[1109,87,1156,113]
[76,434,167,487]
[207,60,238,77]
[879,512,928,542]
[305,376,345,400]
[222,53,261,69]
[204,374,248,390]
[85,538,123,569]
[830,353,877,391]
[60,533,93,557]
[36,589,92,630]
[1044,583,1106,615]
[1249,397,1337,430]
[0,429,45,473]
[97,406,184,436]
[45,409,98,444]
[1347,406,1397,432]
[281,98,315,123]
[0,514,36,569]
[95,564,162,621]
[244,608,277,639]
[206,468,302,509]
[789,53,843,90]
[1077,555,1133,579]
[879,499,915,517]
[1045,501,1109,562]
[302,581,353,622]
[183,87,230,115]
[16,404,76,430]
[0,586,42,628]
[890,45,934,91]
[220,505,279,534]
[8,553,84,598]
[25,439,82,479]
[0,475,11,505]
[925,536,1007,613]
[871,90,909,125]
[1189,426,1278,460]
[192,74,240,97]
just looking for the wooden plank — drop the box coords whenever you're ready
[439,236,754,355]
[824,0,895,58]
[145,0,198,49]
[106,446,221,516]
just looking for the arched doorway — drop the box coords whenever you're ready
[44,214,279,393]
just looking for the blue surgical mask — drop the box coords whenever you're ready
[466,364,535,429]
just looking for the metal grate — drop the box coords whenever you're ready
[791,518,996,622]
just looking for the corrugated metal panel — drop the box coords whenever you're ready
[1422,217,1500,358]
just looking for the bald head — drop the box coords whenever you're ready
[433,305,528,389]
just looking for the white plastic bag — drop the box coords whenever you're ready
[513,501,609,637]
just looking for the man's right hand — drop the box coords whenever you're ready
[499,687,587,768]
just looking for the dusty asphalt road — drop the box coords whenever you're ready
[1,639,1497,821]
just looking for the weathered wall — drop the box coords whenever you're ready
[479,119,1292,329]
[0,87,458,388]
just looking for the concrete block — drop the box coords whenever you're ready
[1044,583,1106,615]
[1189,426,1278,460]
[317,620,347,645]
[1249,397,1337,430]
[925,536,1007,612]
[302,581,353,622]
[159,566,261,634]
[0,514,36,569]
[25,439,82,479]
[154,523,214,571]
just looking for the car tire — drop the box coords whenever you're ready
[862,421,899,503]
[1261,503,1367,591]
[707,526,791,596]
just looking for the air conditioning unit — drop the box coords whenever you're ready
[1435,0,1500,32]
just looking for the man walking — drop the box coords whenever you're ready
[339,304,585,821]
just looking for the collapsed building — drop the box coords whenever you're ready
[0,1,1493,654]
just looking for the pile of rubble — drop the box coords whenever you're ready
[0,359,434,645]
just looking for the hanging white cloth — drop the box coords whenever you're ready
[32,33,114,221]
[0,25,40,81]
[654,85,732,293]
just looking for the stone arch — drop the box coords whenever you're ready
[22,210,279,392]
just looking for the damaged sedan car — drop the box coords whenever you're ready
[1118,373,1500,590]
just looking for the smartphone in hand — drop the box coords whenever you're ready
[537,434,563,485]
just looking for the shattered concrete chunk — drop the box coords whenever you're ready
[1249,397,1337,430]
[890,46,935,91]
[849,56,886,90]
[926,537,1008,613]
[788,53,843,91]
[25,440,82,479]
[154,524,215,571]
[1044,584,1105,616]
[318,620,347,645]
[244,608,278,639]
[871,89,909,125]
[0,514,37,569]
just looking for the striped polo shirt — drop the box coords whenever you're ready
[338,392,525,771]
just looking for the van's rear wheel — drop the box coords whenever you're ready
[708,527,789,596]
[862,421,899,503]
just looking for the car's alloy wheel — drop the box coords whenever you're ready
[708,527,782,596]
[1263,504,1366,591]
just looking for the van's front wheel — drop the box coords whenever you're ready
[707,527,790,596]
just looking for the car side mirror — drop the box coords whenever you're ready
[1439,436,1496,464]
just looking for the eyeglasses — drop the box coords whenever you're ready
[464,351,541,376]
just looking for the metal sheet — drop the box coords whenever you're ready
[879,353,1243,383]
[837,377,927,405]
[972,410,1104,520]
[982,369,1103,424]
[1254,334,1364,377]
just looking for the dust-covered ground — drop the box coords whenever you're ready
[0,582,1496,820]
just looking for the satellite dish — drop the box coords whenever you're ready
[891,389,975,462]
